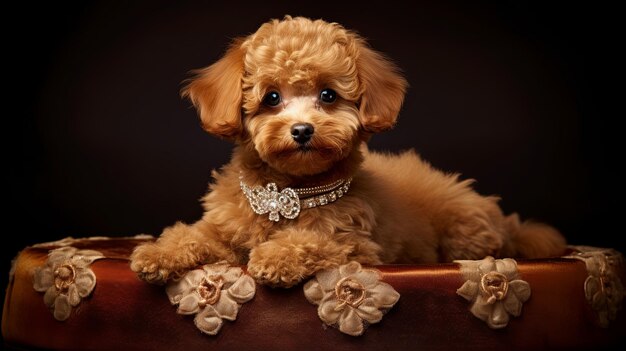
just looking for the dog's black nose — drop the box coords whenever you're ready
[291,123,314,144]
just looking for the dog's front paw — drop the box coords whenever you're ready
[247,249,308,288]
[130,243,176,285]
[247,261,306,288]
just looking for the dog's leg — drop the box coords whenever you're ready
[247,229,382,287]
[436,196,506,261]
[130,221,235,284]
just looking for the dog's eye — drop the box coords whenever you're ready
[320,88,337,104]
[263,91,281,107]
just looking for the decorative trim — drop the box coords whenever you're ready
[565,246,624,327]
[32,234,154,248]
[33,246,104,321]
[303,261,400,336]
[455,256,531,329]
[165,262,256,335]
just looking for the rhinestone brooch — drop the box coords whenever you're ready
[240,176,352,221]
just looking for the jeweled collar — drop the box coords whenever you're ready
[239,175,352,221]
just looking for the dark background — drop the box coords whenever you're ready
[3,0,622,322]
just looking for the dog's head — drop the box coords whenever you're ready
[183,16,407,176]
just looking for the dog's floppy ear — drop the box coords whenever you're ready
[357,43,408,133]
[182,39,245,139]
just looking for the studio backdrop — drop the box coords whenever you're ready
[6,1,619,294]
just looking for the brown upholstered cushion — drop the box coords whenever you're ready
[2,237,624,350]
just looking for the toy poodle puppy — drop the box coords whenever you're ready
[130,16,565,287]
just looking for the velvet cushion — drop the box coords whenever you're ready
[2,237,624,350]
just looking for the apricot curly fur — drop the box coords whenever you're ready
[131,16,565,287]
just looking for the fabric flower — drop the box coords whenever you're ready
[33,246,104,321]
[303,261,400,336]
[566,246,624,327]
[455,256,530,329]
[585,271,624,327]
[166,262,256,335]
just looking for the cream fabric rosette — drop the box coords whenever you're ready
[33,246,104,321]
[565,246,624,327]
[166,262,256,335]
[456,256,531,329]
[304,261,400,336]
